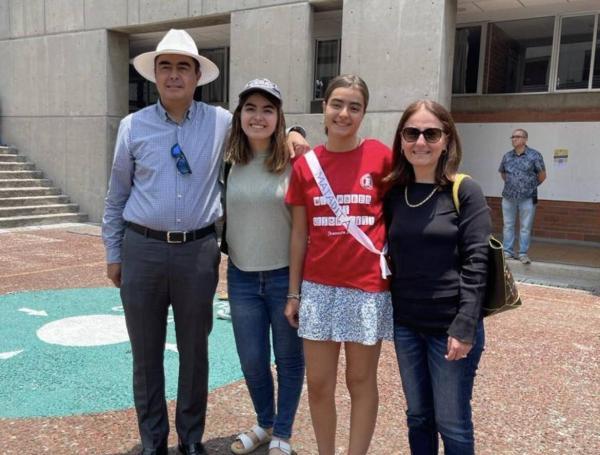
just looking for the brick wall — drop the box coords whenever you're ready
[487,197,600,243]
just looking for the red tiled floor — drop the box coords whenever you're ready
[1,225,599,454]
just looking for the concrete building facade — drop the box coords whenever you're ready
[0,0,598,242]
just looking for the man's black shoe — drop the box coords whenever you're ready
[178,441,207,455]
[139,439,168,455]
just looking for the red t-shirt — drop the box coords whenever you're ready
[285,139,392,292]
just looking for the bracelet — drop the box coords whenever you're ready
[286,293,301,300]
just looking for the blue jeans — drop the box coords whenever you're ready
[227,262,305,439]
[501,197,536,257]
[393,322,485,455]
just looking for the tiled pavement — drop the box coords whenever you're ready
[0,224,598,454]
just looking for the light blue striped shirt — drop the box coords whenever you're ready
[102,100,232,263]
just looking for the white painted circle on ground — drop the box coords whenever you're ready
[37,315,129,346]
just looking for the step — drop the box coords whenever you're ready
[0,195,70,207]
[0,162,35,171]
[0,179,52,188]
[0,203,79,217]
[0,154,27,163]
[0,170,44,180]
[0,187,61,197]
[0,147,17,155]
[0,212,89,228]
[514,262,600,293]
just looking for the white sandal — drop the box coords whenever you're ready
[230,425,271,454]
[268,438,294,455]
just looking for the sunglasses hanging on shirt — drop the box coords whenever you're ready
[171,143,192,175]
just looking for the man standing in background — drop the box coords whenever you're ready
[498,128,546,264]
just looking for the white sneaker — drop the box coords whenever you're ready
[215,302,231,320]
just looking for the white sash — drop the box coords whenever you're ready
[304,150,391,279]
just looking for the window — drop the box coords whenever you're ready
[311,39,341,113]
[129,66,159,112]
[453,26,481,94]
[594,19,600,88]
[195,47,229,107]
[314,39,340,100]
[557,15,597,90]
[453,13,600,95]
[484,17,555,94]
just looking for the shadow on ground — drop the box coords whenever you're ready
[109,434,259,454]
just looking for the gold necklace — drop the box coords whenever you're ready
[404,184,439,208]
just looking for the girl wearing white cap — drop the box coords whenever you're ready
[224,79,305,455]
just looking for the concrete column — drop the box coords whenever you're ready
[229,2,312,113]
[341,0,457,111]
[0,30,129,221]
[0,0,10,39]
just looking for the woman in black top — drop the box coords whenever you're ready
[384,100,491,455]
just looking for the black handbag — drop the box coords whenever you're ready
[453,174,522,317]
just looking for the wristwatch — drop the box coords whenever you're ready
[286,125,307,138]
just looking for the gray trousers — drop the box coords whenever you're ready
[120,227,220,448]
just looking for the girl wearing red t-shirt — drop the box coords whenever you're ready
[284,75,392,455]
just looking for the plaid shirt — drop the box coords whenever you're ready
[498,146,545,200]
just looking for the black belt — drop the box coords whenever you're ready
[127,222,215,244]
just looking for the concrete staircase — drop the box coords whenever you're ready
[0,145,88,228]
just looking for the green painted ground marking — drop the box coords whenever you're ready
[0,288,241,418]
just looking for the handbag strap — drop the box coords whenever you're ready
[451,173,471,214]
[304,150,391,279]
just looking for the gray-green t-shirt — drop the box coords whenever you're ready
[225,152,292,271]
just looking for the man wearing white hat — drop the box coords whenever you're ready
[102,29,307,455]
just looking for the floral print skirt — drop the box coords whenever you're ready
[298,280,393,346]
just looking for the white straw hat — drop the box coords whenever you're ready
[132,29,220,87]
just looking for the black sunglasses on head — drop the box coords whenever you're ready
[171,143,192,175]
[401,127,444,143]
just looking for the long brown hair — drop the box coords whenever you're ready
[385,100,462,187]
[322,74,369,134]
[225,90,289,173]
